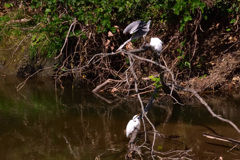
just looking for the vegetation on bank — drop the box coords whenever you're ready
[0,0,239,91]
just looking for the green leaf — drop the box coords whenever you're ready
[204,15,208,20]
[45,8,51,14]
[180,40,186,46]
[126,58,130,65]
[110,27,117,33]
[230,19,236,24]
[32,35,37,41]
[118,7,124,12]
[173,5,180,15]
[149,75,155,80]
[184,61,190,68]
[180,24,185,32]
[226,28,231,32]
[184,15,192,22]
[4,3,13,8]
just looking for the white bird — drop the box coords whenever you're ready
[117,20,151,50]
[126,115,141,138]
[150,37,163,56]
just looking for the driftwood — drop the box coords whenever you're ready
[203,133,240,146]
[92,79,125,93]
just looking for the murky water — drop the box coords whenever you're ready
[0,76,240,160]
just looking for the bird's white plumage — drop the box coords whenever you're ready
[150,37,163,54]
[126,115,141,137]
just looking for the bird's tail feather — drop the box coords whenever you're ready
[146,20,151,28]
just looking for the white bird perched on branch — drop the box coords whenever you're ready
[126,114,141,138]
[117,20,151,51]
[150,37,163,56]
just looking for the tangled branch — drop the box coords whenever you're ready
[83,45,240,159]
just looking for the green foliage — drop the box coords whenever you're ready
[177,46,191,70]
[4,2,14,8]
[199,74,207,79]
[0,0,238,60]
[172,0,206,32]
[0,9,28,45]
[227,1,240,30]
[149,75,162,88]
[126,58,130,65]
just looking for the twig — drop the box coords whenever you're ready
[16,67,52,92]
[55,18,77,59]
[63,136,78,159]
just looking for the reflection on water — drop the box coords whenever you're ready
[0,76,240,159]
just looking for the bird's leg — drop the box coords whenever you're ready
[140,36,146,48]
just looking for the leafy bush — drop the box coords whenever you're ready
[0,0,238,61]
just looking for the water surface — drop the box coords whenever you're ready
[0,76,240,159]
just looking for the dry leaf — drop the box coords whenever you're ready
[110,88,118,93]
[108,31,114,37]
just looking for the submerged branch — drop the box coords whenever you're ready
[184,88,240,134]
[203,133,240,145]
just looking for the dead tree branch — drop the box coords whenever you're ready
[183,88,240,134]
[203,133,240,146]
[92,79,126,93]
[54,18,77,59]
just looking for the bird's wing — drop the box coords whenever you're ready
[131,20,151,40]
[123,20,141,34]
[137,20,151,30]
[131,29,146,40]
[126,120,134,137]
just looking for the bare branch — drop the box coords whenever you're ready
[184,88,240,134]
[55,18,77,59]
[92,79,126,93]
[16,67,52,92]
[203,133,240,145]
